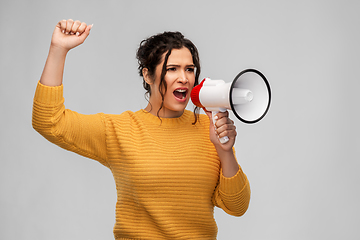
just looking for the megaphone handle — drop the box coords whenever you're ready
[212,111,229,144]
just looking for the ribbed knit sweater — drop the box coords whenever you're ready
[32,81,250,240]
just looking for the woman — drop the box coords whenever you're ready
[33,19,250,240]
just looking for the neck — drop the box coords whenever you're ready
[144,104,184,118]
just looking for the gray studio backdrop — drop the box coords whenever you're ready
[1,0,359,239]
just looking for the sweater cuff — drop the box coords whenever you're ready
[34,81,64,105]
[219,166,248,195]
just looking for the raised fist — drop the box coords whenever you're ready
[51,19,92,52]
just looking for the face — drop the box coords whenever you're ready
[144,47,196,118]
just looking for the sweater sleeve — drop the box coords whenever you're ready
[212,166,251,217]
[32,81,109,167]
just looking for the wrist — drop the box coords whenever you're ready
[214,143,234,155]
[49,43,69,56]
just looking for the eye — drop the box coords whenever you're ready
[186,68,195,72]
[167,67,176,72]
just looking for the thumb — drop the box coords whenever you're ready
[78,24,93,42]
[204,110,215,128]
[204,109,212,121]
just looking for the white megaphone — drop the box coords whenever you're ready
[191,69,271,144]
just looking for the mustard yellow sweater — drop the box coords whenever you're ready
[32,81,250,240]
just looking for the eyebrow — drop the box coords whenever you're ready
[166,64,195,68]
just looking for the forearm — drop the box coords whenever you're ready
[40,46,68,87]
[212,148,250,216]
[216,147,240,178]
[39,19,91,87]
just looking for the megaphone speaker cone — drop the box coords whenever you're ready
[230,69,271,124]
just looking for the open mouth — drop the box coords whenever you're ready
[173,89,188,100]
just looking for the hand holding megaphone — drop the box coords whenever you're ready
[191,69,271,144]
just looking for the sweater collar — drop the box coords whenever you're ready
[138,109,193,127]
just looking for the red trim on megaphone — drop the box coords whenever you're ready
[190,78,206,108]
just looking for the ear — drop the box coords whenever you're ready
[142,68,154,85]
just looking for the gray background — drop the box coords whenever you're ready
[1,0,359,239]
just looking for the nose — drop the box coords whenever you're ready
[177,70,188,84]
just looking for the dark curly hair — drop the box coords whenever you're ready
[136,31,201,124]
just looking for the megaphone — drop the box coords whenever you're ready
[191,69,271,143]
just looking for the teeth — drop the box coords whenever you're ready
[175,89,186,92]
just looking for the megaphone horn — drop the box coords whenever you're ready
[191,69,271,143]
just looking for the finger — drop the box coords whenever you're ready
[214,116,230,129]
[216,122,235,134]
[217,125,237,139]
[65,19,74,34]
[214,111,229,120]
[57,19,67,33]
[204,110,214,125]
[215,117,236,134]
[70,20,82,35]
[204,109,211,117]
[77,24,93,41]
[218,130,230,139]
[76,22,87,36]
